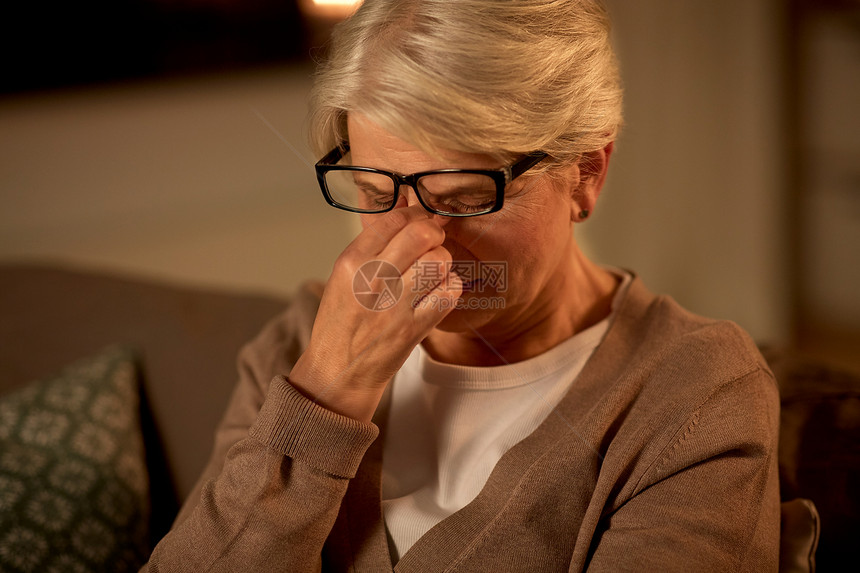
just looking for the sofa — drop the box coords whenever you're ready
[0,263,856,571]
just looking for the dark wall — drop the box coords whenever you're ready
[1,0,307,94]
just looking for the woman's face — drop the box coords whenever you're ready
[347,114,586,339]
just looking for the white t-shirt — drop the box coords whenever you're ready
[381,270,632,560]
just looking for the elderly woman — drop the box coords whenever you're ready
[145,0,779,571]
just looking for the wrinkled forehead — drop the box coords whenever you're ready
[346,113,505,172]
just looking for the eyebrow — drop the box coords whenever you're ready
[419,175,494,196]
[421,184,479,197]
[353,173,391,195]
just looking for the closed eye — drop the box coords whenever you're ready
[354,176,395,208]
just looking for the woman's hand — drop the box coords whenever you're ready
[288,203,462,422]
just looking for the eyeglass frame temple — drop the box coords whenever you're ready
[507,151,548,182]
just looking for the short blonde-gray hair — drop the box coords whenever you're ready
[309,0,622,167]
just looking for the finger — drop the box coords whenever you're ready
[410,267,464,327]
[401,245,461,308]
[377,218,447,275]
[331,207,439,285]
[350,201,433,256]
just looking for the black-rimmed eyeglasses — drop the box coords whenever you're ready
[315,143,547,217]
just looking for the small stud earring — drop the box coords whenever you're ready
[578,209,590,220]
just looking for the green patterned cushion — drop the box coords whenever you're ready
[0,346,150,572]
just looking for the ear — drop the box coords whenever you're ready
[569,141,614,222]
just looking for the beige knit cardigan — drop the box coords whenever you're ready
[144,276,780,572]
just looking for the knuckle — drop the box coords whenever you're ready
[384,209,412,230]
[405,220,444,248]
[421,245,451,266]
[333,249,362,276]
[435,246,453,265]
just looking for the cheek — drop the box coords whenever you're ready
[506,204,572,277]
[461,213,568,282]
[444,185,571,263]
[498,195,572,249]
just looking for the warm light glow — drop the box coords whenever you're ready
[312,0,361,6]
[301,0,362,20]
[299,0,362,26]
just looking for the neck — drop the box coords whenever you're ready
[423,250,618,367]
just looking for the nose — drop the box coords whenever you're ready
[393,185,454,227]
[389,185,420,210]
[400,186,422,209]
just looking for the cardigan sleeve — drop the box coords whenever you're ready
[142,376,378,573]
[140,284,379,572]
[583,366,781,572]
[167,292,318,530]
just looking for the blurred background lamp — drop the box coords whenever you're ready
[301,0,362,20]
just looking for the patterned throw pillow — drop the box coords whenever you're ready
[0,346,151,572]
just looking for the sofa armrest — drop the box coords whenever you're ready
[780,498,820,573]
